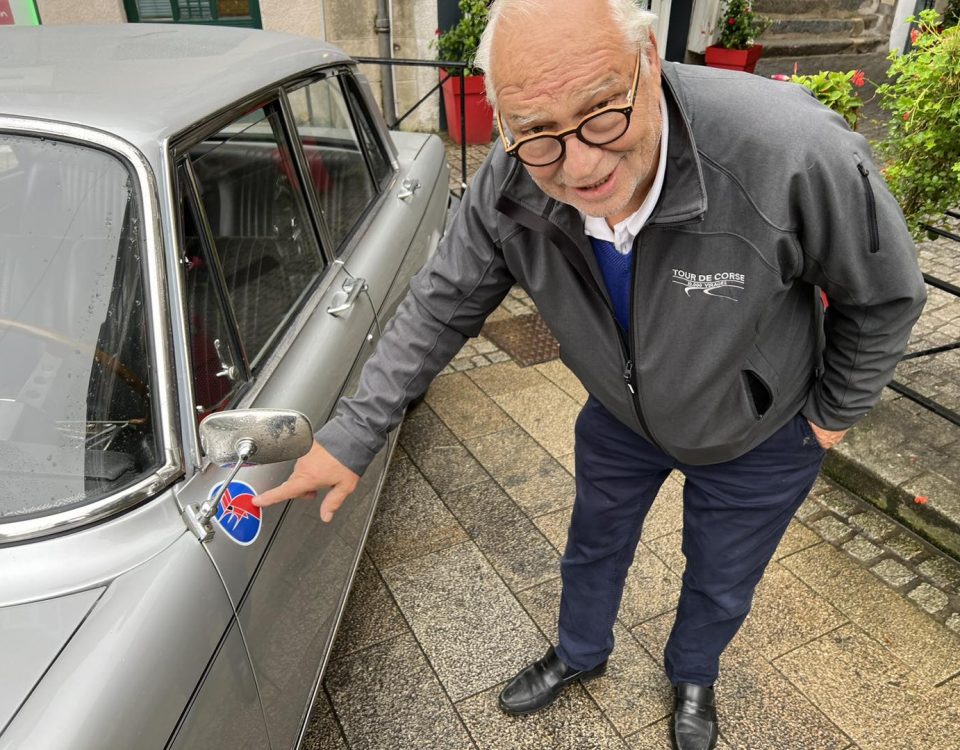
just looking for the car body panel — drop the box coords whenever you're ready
[0,587,105,732]
[0,533,232,750]
[0,490,185,608]
[166,622,269,750]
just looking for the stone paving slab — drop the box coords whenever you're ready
[456,682,629,750]
[489,382,580,459]
[363,456,469,570]
[380,541,547,703]
[440,479,560,592]
[774,625,960,750]
[324,633,475,750]
[630,611,851,750]
[779,543,960,685]
[462,426,575,518]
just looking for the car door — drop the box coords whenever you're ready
[170,72,431,750]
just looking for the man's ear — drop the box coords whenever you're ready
[645,29,662,78]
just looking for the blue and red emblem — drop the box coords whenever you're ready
[211,480,261,546]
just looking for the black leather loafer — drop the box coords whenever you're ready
[498,646,607,715]
[671,683,719,750]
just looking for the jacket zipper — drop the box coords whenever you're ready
[856,158,880,254]
[619,234,664,453]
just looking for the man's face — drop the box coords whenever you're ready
[493,22,663,226]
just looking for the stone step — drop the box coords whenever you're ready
[753,49,892,81]
[766,13,864,37]
[753,0,864,15]
[758,32,888,57]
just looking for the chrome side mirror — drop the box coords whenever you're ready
[199,408,313,466]
[183,409,313,542]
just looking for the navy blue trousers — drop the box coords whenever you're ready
[554,397,825,687]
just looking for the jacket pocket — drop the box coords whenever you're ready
[855,155,880,254]
[741,369,773,420]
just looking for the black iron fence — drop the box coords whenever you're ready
[889,209,960,427]
[355,56,472,197]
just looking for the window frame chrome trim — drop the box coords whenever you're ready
[0,116,183,544]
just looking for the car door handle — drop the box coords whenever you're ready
[397,177,421,201]
[327,276,368,316]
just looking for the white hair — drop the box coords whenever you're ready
[473,0,658,106]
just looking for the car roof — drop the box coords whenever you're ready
[0,24,353,153]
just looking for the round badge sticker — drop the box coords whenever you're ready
[210,480,261,546]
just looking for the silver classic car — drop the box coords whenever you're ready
[0,24,451,749]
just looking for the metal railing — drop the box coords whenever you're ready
[888,209,960,427]
[355,56,472,196]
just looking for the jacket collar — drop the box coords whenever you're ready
[496,61,707,231]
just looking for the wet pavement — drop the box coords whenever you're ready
[306,121,960,748]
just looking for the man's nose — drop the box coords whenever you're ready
[561,134,603,181]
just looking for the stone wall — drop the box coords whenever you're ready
[261,0,325,40]
[323,0,439,132]
[36,0,125,24]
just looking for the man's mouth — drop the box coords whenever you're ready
[571,166,616,195]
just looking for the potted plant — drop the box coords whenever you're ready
[433,0,493,145]
[772,68,866,130]
[705,0,770,73]
[876,9,960,238]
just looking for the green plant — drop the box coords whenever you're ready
[787,69,866,130]
[715,0,770,50]
[432,0,489,75]
[876,10,960,237]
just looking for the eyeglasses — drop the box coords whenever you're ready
[497,51,642,167]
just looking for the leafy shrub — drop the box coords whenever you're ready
[876,10,960,236]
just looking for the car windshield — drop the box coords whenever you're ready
[0,134,160,523]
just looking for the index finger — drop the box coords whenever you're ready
[254,475,322,507]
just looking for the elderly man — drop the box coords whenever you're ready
[257,0,925,747]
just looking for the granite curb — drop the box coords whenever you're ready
[824,399,960,561]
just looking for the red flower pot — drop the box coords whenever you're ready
[704,44,764,73]
[440,73,494,145]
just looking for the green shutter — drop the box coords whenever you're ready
[124,0,261,28]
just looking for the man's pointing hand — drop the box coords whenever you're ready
[253,441,360,523]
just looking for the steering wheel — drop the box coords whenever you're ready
[0,317,148,398]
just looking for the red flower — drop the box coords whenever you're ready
[914,495,928,505]
[903,111,911,121]
[851,70,865,88]
[728,17,735,25]
[770,74,790,81]
[910,28,920,44]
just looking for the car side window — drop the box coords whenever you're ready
[177,167,246,419]
[342,76,393,188]
[286,76,377,253]
[188,104,325,367]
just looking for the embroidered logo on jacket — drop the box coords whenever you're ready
[671,269,745,302]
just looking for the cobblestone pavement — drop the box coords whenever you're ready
[306,110,960,748]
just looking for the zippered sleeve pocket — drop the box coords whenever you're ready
[854,154,880,254]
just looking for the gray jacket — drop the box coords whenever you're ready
[318,62,926,473]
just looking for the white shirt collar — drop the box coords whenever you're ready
[581,91,669,255]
